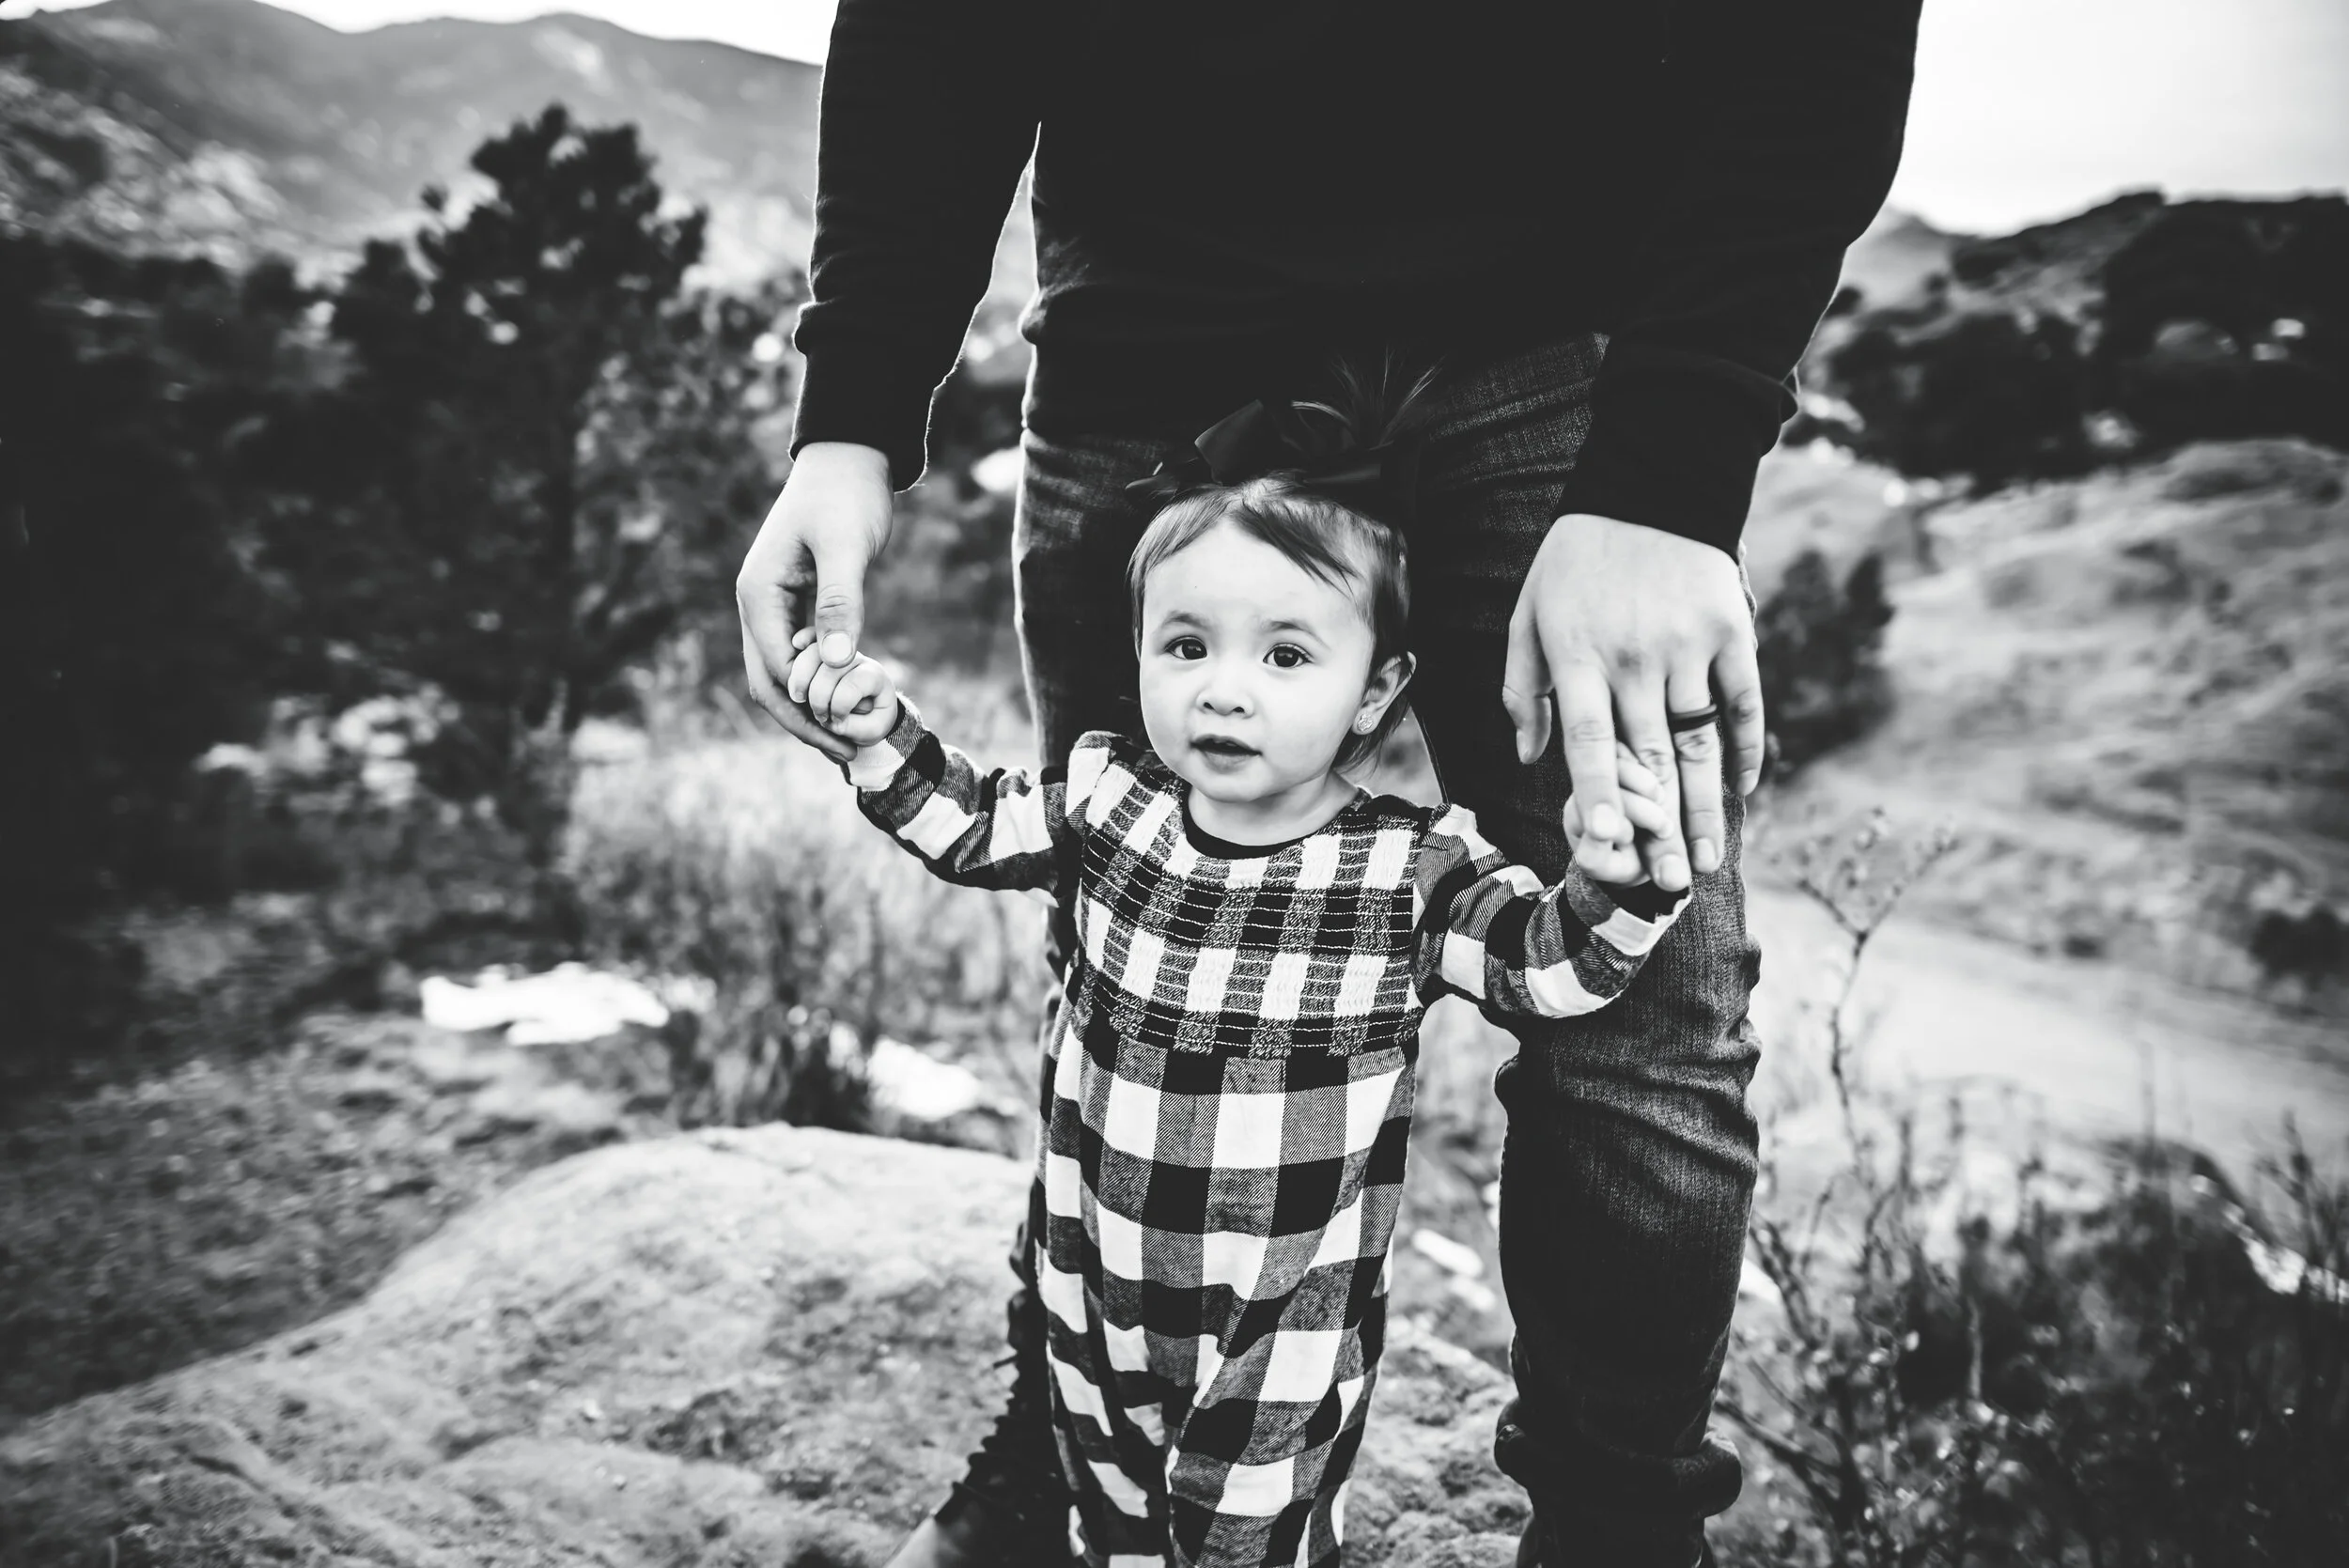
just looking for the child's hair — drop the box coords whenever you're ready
[1127,356,1439,776]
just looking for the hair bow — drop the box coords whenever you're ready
[1123,396,1424,533]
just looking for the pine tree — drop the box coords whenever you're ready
[286,104,792,853]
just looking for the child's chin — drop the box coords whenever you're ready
[1176,761,1268,802]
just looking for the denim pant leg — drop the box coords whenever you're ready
[961,425,1169,1543]
[1407,335,1764,1565]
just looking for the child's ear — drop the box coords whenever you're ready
[1357,651,1415,729]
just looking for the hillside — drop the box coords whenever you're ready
[0,0,1034,319]
[1835,206,1960,313]
[1746,437,2349,990]
[1824,190,2247,326]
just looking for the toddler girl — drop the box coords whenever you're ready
[782,380,1683,1568]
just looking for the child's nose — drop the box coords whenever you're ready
[1198,665,1252,715]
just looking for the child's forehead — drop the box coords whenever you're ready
[1142,522,1364,627]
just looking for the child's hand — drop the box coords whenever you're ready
[1563,742,1672,885]
[785,627,900,747]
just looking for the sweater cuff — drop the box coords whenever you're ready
[1563,864,1688,957]
[790,349,938,493]
[843,697,927,791]
[1552,345,1797,557]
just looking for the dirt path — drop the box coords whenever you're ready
[1749,884,2349,1184]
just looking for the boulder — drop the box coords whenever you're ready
[0,1128,1523,1566]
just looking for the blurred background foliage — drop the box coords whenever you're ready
[1799,195,2349,485]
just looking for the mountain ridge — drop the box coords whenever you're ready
[1,0,835,287]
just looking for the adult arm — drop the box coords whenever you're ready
[739,0,1041,754]
[1506,0,1923,891]
[1563,0,1923,557]
[788,0,1043,488]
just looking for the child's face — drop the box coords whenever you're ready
[1137,520,1395,817]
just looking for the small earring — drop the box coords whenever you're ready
[1353,715,1375,734]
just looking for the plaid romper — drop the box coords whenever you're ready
[848,703,1685,1567]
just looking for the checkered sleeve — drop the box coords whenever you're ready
[842,697,1100,900]
[1409,803,1688,1017]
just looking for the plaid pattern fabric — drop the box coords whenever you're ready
[849,705,1684,1566]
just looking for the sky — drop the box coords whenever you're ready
[5,0,2345,234]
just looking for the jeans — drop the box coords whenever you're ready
[997,331,1764,1566]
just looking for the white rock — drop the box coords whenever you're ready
[970,446,1024,497]
[1408,1227,1485,1281]
[866,1038,996,1124]
[420,963,671,1045]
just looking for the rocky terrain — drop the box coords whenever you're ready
[0,1126,1532,1568]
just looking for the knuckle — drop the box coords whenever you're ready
[1635,742,1675,774]
[1673,724,1720,759]
[1564,716,1616,748]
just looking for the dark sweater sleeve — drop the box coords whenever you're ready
[788,0,1041,491]
[1554,0,1922,555]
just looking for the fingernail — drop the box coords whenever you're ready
[1693,838,1719,875]
[1590,804,1626,842]
[822,632,852,663]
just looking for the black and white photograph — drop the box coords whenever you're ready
[3,1,2346,1563]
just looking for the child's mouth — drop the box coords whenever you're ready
[1192,735,1257,760]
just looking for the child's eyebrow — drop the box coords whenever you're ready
[1256,617,1324,639]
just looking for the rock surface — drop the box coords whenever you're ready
[0,1127,1524,1567]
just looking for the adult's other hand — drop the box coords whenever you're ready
[737,442,895,761]
[1499,513,1765,894]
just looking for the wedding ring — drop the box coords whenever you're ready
[1665,705,1720,733]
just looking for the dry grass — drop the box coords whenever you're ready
[1750,438,2349,998]
[564,669,1054,1124]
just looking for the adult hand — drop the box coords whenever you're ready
[1499,514,1765,895]
[737,442,894,762]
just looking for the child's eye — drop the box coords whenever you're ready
[1166,635,1206,660]
[1268,644,1309,669]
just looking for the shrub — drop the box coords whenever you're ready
[2250,905,2344,997]
[2096,200,2349,452]
[1829,311,2092,489]
[563,673,1047,1128]
[2,234,312,1077]
[1754,549,1895,773]
[1724,815,2349,1566]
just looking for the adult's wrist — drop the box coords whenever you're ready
[1556,348,1789,558]
[792,442,893,484]
[790,348,936,490]
[787,442,895,559]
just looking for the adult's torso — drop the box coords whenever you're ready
[1019,0,1692,432]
